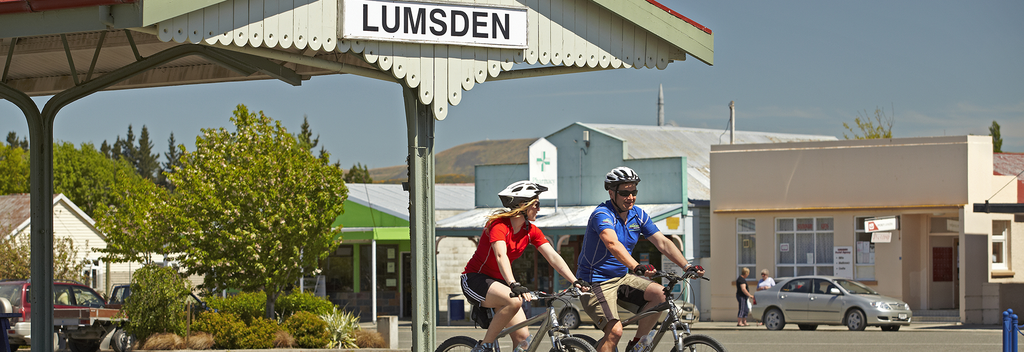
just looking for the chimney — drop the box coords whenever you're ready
[657,84,665,126]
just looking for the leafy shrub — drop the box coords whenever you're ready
[282,311,331,348]
[237,317,278,349]
[124,265,192,342]
[354,330,386,348]
[205,291,267,323]
[193,311,245,349]
[319,307,360,349]
[275,291,334,317]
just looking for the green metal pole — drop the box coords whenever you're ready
[0,82,54,352]
[405,86,436,352]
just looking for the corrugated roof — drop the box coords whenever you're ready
[437,203,682,231]
[580,123,838,201]
[345,183,475,221]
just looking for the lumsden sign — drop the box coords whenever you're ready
[342,0,528,49]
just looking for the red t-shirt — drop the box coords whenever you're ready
[462,218,549,281]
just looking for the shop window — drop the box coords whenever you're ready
[325,245,355,293]
[776,218,834,277]
[737,219,756,276]
[993,221,1010,271]
[854,217,876,280]
[360,245,401,291]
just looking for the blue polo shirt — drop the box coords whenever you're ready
[577,200,661,283]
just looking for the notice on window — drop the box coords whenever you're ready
[833,246,853,279]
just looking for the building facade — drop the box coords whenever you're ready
[708,136,1023,324]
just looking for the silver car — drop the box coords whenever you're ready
[751,276,912,331]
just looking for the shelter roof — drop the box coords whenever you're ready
[575,123,838,201]
[1,0,714,120]
[346,183,475,221]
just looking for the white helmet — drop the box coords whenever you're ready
[498,181,548,208]
[604,167,641,190]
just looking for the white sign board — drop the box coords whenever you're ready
[529,138,557,200]
[865,216,899,232]
[833,246,853,279]
[780,243,790,252]
[342,0,528,49]
[871,232,892,243]
[946,219,960,232]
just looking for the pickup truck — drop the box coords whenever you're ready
[0,281,119,352]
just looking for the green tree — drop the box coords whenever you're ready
[94,166,175,265]
[168,105,347,319]
[134,126,161,181]
[297,115,319,152]
[113,125,137,163]
[0,232,86,282]
[990,121,1003,153]
[157,132,184,190]
[843,106,895,140]
[6,132,28,149]
[53,142,135,217]
[343,163,373,183]
[0,144,29,194]
[123,265,191,342]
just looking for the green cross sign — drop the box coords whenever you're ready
[536,151,550,171]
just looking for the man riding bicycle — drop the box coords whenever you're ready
[577,167,704,352]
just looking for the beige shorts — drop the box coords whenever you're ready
[579,274,653,330]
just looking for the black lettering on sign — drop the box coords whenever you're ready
[382,5,400,33]
[472,11,487,38]
[492,13,509,40]
[404,7,425,34]
[363,4,378,32]
[429,9,447,36]
[451,10,468,37]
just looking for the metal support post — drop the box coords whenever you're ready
[0,82,54,352]
[405,86,436,352]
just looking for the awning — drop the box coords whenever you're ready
[436,203,684,237]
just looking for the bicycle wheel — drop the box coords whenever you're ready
[553,336,598,352]
[436,336,478,352]
[674,334,726,352]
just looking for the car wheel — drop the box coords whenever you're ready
[559,307,581,330]
[9,344,19,352]
[881,325,900,332]
[764,308,786,331]
[797,324,817,331]
[845,309,867,331]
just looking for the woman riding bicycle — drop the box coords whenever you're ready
[461,181,590,352]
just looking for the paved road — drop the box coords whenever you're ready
[380,322,1018,352]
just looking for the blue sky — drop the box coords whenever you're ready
[1,0,1021,170]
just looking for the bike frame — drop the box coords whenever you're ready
[490,296,575,352]
[615,275,697,352]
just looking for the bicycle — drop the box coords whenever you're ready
[435,287,597,352]
[596,268,726,352]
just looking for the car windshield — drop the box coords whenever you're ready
[835,279,878,295]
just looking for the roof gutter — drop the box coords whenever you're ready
[0,0,137,15]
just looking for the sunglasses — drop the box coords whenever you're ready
[616,189,639,197]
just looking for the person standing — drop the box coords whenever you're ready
[757,269,775,291]
[736,267,754,326]
[461,181,589,352]
[576,167,703,352]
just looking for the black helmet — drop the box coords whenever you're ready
[604,167,641,190]
[498,181,548,208]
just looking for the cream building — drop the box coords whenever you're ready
[708,136,1022,324]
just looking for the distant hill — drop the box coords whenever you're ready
[370,139,534,183]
